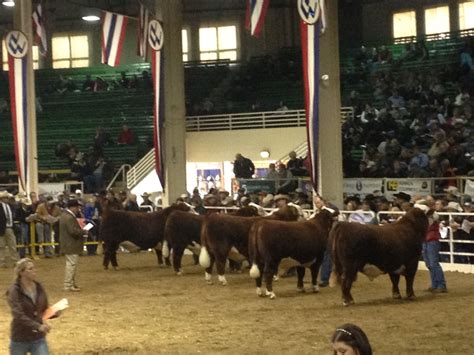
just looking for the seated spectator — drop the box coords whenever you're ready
[124,194,140,212]
[276,101,289,112]
[140,192,156,210]
[377,45,392,64]
[82,74,95,92]
[275,162,296,194]
[117,124,135,145]
[94,76,108,92]
[265,163,278,181]
[416,40,429,61]
[93,127,112,151]
[128,74,139,90]
[118,71,129,89]
[286,151,307,176]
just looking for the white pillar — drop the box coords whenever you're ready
[318,0,343,208]
[13,0,38,195]
[154,0,187,205]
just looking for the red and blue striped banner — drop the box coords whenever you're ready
[101,11,128,67]
[6,31,29,191]
[149,20,165,190]
[245,0,270,37]
[299,0,326,190]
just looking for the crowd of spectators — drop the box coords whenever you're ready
[50,71,153,95]
[342,37,474,186]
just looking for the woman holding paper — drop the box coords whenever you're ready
[6,258,51,355]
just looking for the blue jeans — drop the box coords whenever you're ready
[10,337,49,355]
[320,251,332,283]
[422,241,447,289]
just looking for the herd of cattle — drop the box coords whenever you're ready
[100,202,431,306]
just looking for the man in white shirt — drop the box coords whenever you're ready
[0,191,19,267]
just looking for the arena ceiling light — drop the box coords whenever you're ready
[2,0,15,7]
[81,7,100,22]
[260,150,270,159]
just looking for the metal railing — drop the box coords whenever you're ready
[106,164,131,191]
[186,107,354,132]
[126,149,155,189]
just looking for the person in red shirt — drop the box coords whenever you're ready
[422,212,448,293]
[117,124,134,145]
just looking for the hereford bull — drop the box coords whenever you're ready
[101,203,190,270]
[330,207,430,306]
[162,206,259,275]
[199,206,300,285]
[248,208,336,299]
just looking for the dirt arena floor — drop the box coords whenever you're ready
[1,252,473,354]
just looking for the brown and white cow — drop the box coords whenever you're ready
[199,206,300,285]
[100,203,190,270]
[162,206,260,275]
[248,208,336,299]
[330,207,430,306]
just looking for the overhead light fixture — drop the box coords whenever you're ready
[2,0,15,7]
[81,7,101,22]
[260,150,270,159]
[82,15,100,22]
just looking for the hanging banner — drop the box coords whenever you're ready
[101,11,128,67]
[32,4,47,56]
[148,19,165,190]
[6,31,29,191]
[137,3,149,59]
[245,0,270,37]
[299,0,326,191]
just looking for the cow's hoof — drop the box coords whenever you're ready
[311,285,320,293]
[296,287,306,293]
[392,292,402,300]
[158,264,167,268]
[342,299,354,307]
[273,275,279,282]
[103,266,108,270]
[256,288,264,297]
[113,266,120,271]
[176,271,183,276]
[265,290,276,299]
[218,275,228,286]
[206,280,213,285]
[406,295,416,301]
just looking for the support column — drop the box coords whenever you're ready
[154,0,187,205]
[318,0,343,208]
[14,0,39,195]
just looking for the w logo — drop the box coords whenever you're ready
[6,31,28,58]
[298,0,321,25]
[148,20,164,51]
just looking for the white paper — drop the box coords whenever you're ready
[83,223,94,231]
[461,219,471,234]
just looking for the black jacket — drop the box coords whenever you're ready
[233,157,255,179]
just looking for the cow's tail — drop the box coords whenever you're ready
[199,221,211,268]
[329,223,343,286]
[248,223,261,279]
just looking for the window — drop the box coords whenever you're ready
[199,25,237,61]
[425,6,450,35]
[2,40,39,71]
[459,1,474,31]
[182,29,189,62]
[393,11,416,39]
[52,34,89,68]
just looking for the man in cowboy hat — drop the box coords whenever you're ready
[60,199,86,292]
[0,190,19,267]
[140,192,155,210]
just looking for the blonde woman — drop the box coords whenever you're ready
[6,258,51,355]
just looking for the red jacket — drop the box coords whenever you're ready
[425,222,440,242]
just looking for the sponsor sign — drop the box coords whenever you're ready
[384,179,432,199]
[343,179,383,198]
